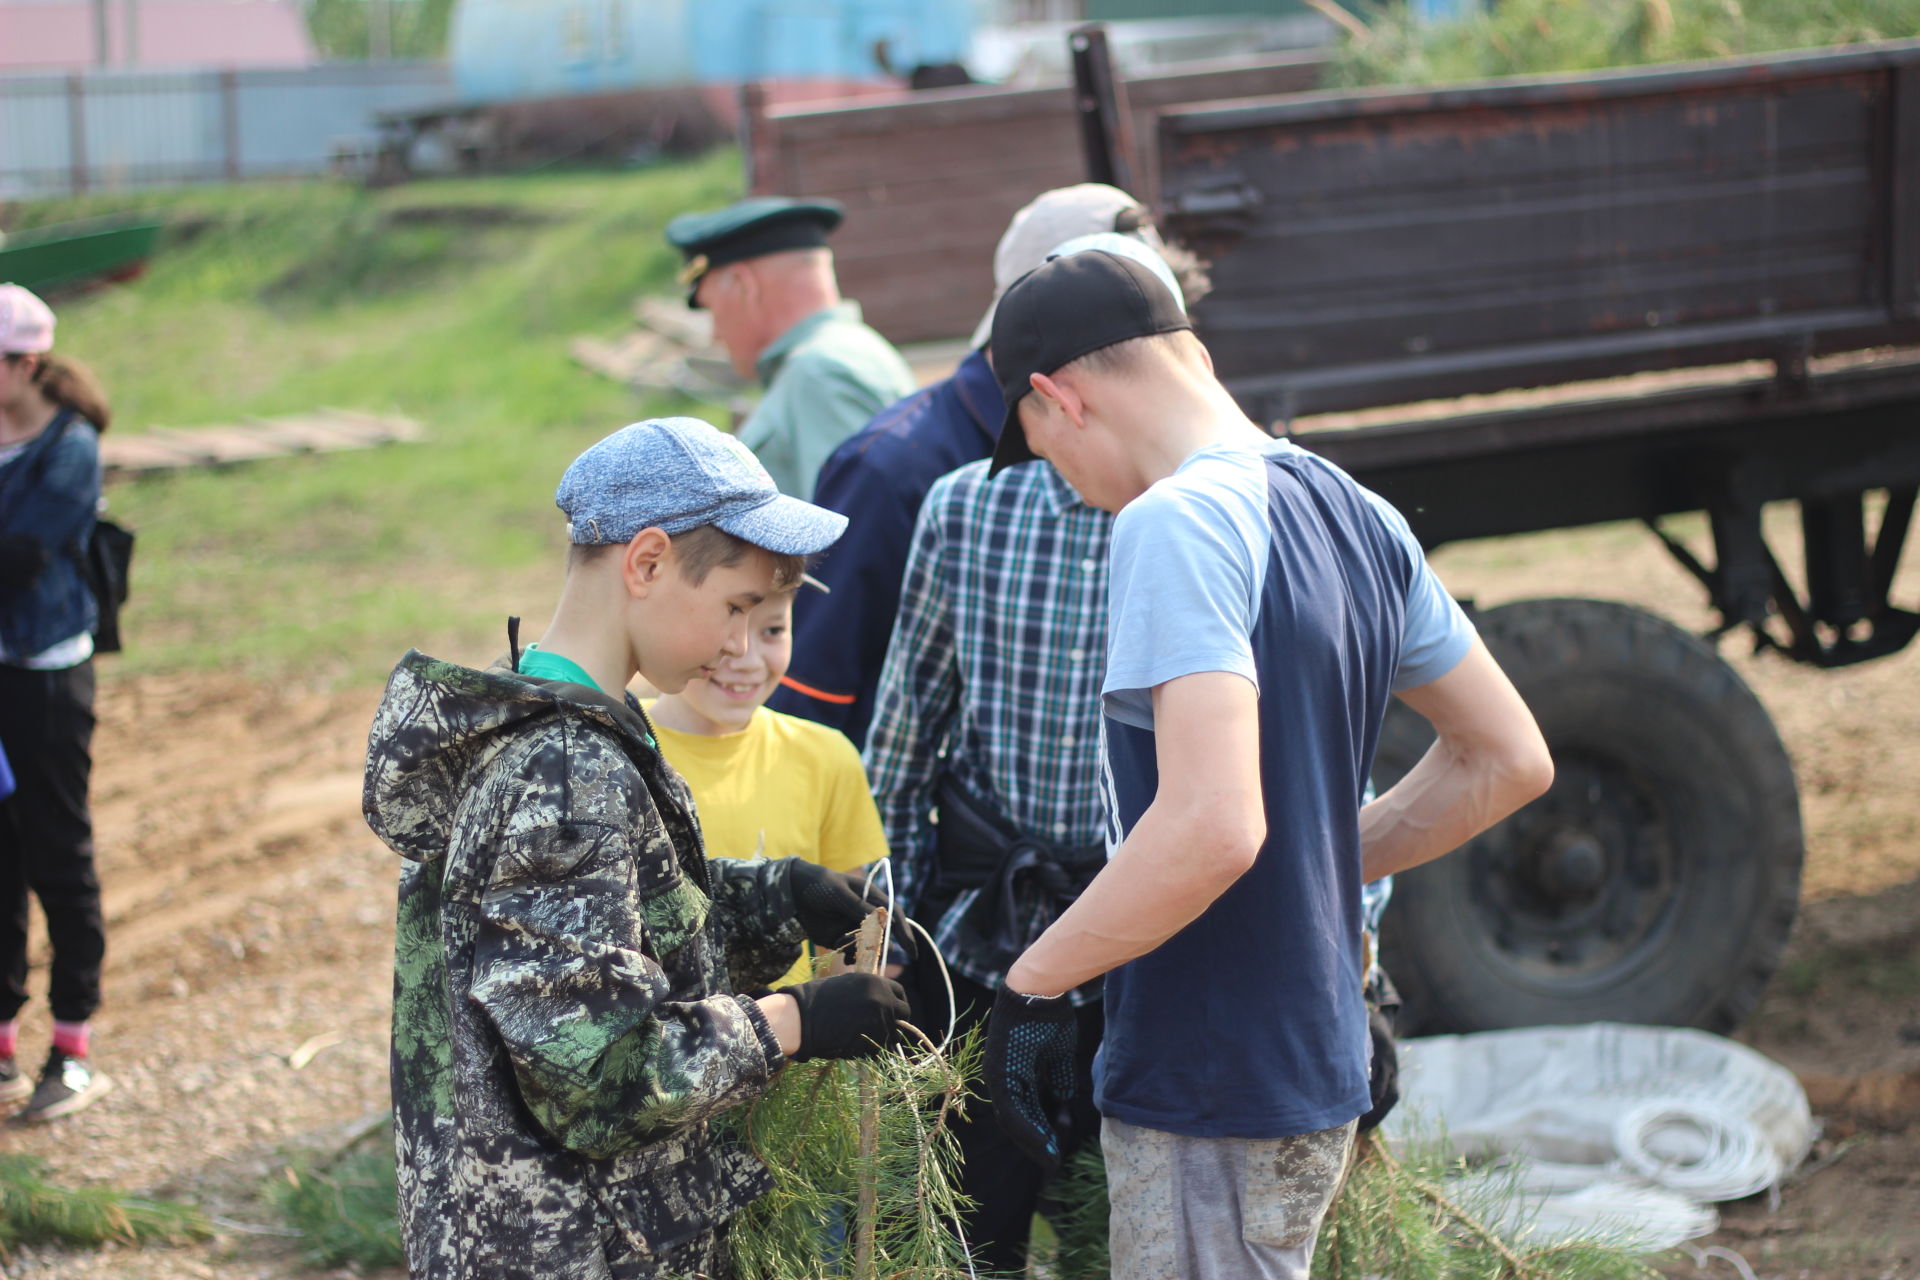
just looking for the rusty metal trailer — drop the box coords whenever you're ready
[1132,39,1920,1033]
[743,46,1326,343]
[748,32,1920,1035]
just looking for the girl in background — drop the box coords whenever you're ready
[0,283,114,1122]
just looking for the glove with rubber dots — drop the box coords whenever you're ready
[784,971,911,1062]
[781,859,916,959]
[984,984,1079,1175]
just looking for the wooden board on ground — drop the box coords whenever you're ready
[101,409,424,480]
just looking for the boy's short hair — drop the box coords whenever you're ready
[1056,328,1203,382]
[1013,330,1206,432]
[568,524,807,591]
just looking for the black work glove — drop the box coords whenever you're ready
[984,984,1078,1175]
[785,972,911,1062]
[781,860,916,959]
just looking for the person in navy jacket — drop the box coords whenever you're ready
[770,185,1207,748]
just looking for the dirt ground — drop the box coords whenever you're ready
[2,513,1917,1279]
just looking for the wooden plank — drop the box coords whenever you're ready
[313,408,428,441]
[154,425,295,464]
[99,410,425,479]
[98,434,211,476]
[1156,52,1920,411]
[251,412,423,449]
[635,295,713,346]
[139,427,234,464]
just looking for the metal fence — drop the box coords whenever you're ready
[0,62,454,198]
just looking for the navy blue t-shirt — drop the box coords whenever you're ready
[1095,438,1474,1139]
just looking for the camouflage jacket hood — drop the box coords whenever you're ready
[365,651,807,1279]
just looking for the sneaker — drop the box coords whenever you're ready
[14,1049,112,1123]
[0,1057,28,1107]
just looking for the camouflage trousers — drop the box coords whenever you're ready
[1103,1116,1356,1280]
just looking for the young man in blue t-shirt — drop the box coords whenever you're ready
[979,251,1555,1280]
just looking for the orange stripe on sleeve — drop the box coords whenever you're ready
[778,675,857,706]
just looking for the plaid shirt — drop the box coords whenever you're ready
[865,458,1112,1002]
[864,457,1395,1004]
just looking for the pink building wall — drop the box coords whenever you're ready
[0,0,316,71]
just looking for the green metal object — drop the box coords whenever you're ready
[0,216,162,297]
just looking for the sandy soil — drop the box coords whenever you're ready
[1,511,1916,1279]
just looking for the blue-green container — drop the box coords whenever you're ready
[450,0,974,103]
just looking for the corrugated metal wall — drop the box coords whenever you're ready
[0,62,453,198]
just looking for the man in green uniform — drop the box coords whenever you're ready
[668,197,916,500]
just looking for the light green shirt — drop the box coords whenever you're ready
[516,644,602,692]
[740,301,916,500]
[516,645,657,749]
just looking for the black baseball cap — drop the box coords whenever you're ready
[988,250,1193,476]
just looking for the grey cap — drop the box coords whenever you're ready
[556,417,849,555]
[969,183,1164,349]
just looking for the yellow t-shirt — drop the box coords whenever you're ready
[649,705,890,988]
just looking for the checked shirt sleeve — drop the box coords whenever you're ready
[862,492,962,923]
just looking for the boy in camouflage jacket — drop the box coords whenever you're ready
[364,419,913,1279]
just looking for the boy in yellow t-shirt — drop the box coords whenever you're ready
[649,583,890,988]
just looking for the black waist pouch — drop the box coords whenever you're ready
[935,778,1104,975]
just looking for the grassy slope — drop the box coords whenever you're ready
[1329,0,1920,87]
[13,155,741,684]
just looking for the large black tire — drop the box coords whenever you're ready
[1376,598,1803,1035]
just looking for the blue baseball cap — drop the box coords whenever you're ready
[557,418,848,555]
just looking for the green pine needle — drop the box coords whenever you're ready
[726,1030,982,1280]
[0,1155,212,1256]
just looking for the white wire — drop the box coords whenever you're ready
[1614,1102,1783,1202]
[900,913,959,1053]
[857,859,977,1278]
[856,857,960,1054]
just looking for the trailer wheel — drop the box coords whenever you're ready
[1375,597,1803,1035]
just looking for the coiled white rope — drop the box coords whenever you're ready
[1613,1101,1783,1202]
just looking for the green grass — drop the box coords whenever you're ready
[1779,935,1920,1001]
[1327,0,1920,87]
[272,1143,405,1271]
[8,156,743,684]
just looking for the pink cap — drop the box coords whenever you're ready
[0,284,55,355]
